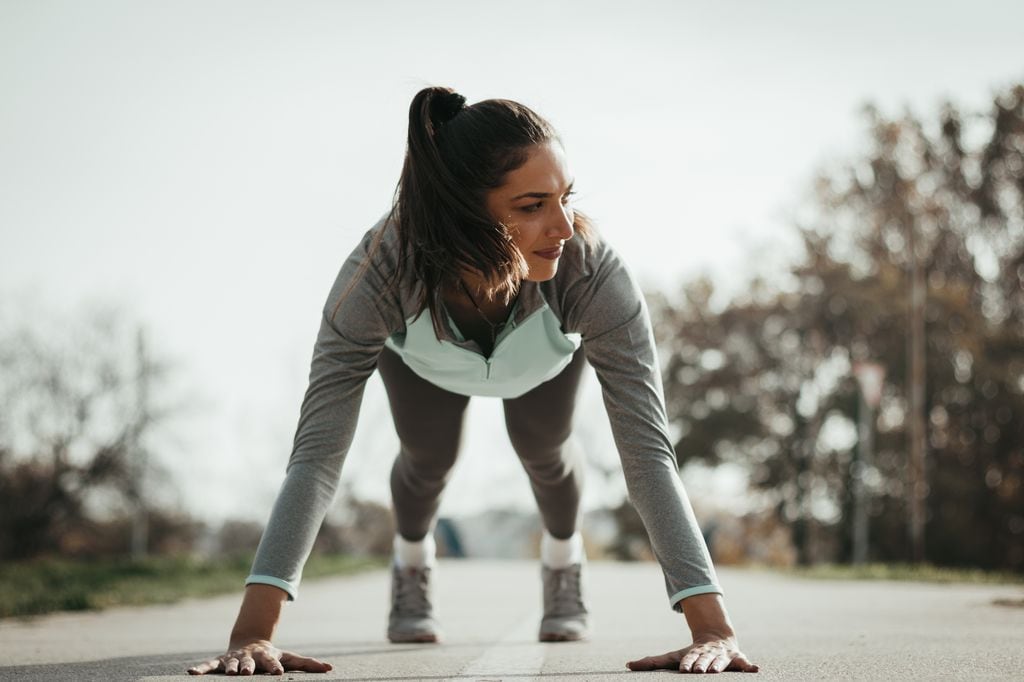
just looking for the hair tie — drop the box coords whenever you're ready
[432,91,466,128]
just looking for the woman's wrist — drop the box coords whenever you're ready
[229,583,289,647]
[679,592,737,640]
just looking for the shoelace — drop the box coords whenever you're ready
[545,565,584,615]
[394,566,431,616]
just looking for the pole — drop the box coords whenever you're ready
[906,220,927,564]
[131,328,149,560]
[851,387,868,561]
[852,362,884,566]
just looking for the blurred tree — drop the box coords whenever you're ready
[315,487,395,557]
[0,303,185,560]
[215,519,266,557]
[657,84,1024,571]
[606,497,655,562]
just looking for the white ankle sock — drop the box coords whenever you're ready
[394,533,436,568]
[541,530,584,568]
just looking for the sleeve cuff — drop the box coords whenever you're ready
[669,584,724,611]
[245,574,298,601]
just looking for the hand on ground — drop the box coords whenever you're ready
[627,636,759,674]
[187,639,333,676]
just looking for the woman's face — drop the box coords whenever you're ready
[485,141,575,282]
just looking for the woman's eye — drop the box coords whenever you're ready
[518,191,574,213]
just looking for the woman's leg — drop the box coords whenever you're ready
[502,348,587,540]
[503,349,590,641]
[377,346,470,542]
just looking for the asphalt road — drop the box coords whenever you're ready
[1,560,1022,681]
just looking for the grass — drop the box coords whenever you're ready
[0,553,387,619]
[7,555,1019,620]
[778,562,1024,585]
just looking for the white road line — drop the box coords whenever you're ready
[459,609,546,679]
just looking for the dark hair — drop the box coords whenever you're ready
[332,86,593,335]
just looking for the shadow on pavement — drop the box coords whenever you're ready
[0,641,647,681]
[0,644,393,682]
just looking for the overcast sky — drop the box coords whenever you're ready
[2,0,1023,523]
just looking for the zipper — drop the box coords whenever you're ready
[433,300,554,382]
[480,303,547,380]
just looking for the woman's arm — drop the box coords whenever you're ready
[678,593,754,672]
[187,584,333,675]
[229,583,288,646]
[627,593,758,673]
[570,237,758,673]
[574,244,721,606]
[188,218,404,675]
[245,218,403,599]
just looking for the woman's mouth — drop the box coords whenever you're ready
[533,246,562,260]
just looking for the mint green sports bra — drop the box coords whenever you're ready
[383,294,581,399]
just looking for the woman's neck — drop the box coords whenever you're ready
[439,276,520,356]
[443,274,517,314]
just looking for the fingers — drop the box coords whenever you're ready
[187,657,224,675]
[680,647,707,673]
[279,651,334,673]
[695,650,720,673]
[682,647,761,674]
[237,654,256,675]
[727,652,760,673]
[626,650,683,671]
[188,646,329,676]
[679,643,727,673]
[708,653,732,673]
[252,649,285,675]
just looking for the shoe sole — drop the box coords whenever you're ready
[388,632,440,644]
[539,631,587,642]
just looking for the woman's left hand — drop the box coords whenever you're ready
[626,634,759,674]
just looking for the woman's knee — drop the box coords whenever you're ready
[502,351,584,453]
[509,432,584,490]
[392,444,460,487]
[504,408,573,456]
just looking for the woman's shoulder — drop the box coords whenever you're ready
[322,210,411,321]
[555,220,624,285]
[352,210,401,265]
[337,210,413,290]
[551,224,646,336]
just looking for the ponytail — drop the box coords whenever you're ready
[335,86,593,338]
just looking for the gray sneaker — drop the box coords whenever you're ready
[539,563,589,641]
[387,563,441,643]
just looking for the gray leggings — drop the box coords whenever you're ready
[376,345,587,543]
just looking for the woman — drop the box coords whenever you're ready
[188,86,758,676]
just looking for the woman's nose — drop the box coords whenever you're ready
[548,205,575,240]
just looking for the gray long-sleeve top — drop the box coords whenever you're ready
[247,214,722,611]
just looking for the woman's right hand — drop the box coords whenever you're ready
[186,639,333,676]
